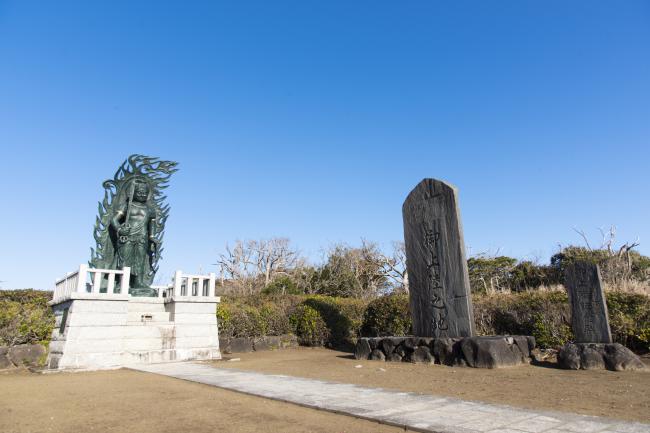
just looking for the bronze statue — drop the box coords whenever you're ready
[90,155,178,296]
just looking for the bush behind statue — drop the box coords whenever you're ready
[0,289,54,346]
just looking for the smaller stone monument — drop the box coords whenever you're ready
[558,261,644,371]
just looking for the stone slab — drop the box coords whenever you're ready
[131,362,650,433]
[402,179,474,338]
[564,262,612,343]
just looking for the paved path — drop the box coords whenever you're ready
[131,362,650,433]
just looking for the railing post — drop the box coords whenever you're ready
[77,264,88,293]
[122,267,131,295]
[92,271,102,293]
[107,272,116,295]
[173,270,183,297]
[197,277,204,297]
[208,273,216,297]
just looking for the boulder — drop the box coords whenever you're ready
[558,343,581,370]
[603,343,645,371]
[379,337,405,355]
[369,349,386,361]
[368,338,379,350]
[386,353,403,362]
[580,346,606,370]
[354,339,372,360]
[558,343,645,371]
[460,336,524,369]
[411,346,434,364]
[0,347,14,369]
[403,337,419,350]
[7,344,46,367]
[431,337,462,366]
[228,337,254,353]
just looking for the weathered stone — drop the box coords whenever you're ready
[368,338,379,350]
[512,336,531,362]
[558,343,581,370]
[411,346,434,364]
[580,345,606,370]
[530,348,557,364]
[394,344,408,358]
[369,349,386,361]
[279,334,298,349]
[558,343,645,371]
[403,337,419,350]
[379,337,405,355]
[402,179,474,338]
[460,336,522,369]
[354,339,372,360]
[7,344,46,367]
[0,346,14,369]
[228,337,254,353]
[564,262,612,343]
[432,337,462,366]
[603,343,645,371]
[218,338,231,354]
[387,353,403,362]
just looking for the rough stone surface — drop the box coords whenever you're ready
[411,346,434,363]
[386,353,403,362]
[564,261,612,343]
[0,346,15,369]
[229,338,254,353]
[558,342,645,371]
[402,179,474,338]
[369,349,386,361]
[356,336,533,368]
[7,344,46,367]
[460,336,525,368]
[431,337,462,366]
[354,339,372,360]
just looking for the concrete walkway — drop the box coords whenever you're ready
[131,362,650,433]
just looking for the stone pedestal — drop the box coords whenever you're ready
[355,335,535,368]
[47,293,221,370]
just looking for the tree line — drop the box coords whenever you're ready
[214,235,650,298]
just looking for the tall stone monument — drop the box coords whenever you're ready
[564,261,612,343]
[402,178,474,338]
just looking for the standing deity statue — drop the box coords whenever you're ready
[90,155,178,296]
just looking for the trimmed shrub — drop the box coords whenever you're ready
[301,296,367,348]
[0,290,54,346]
[289,305,329,346]
[473,291,573,348]
[606,291,650,352]
[360,294,411,337]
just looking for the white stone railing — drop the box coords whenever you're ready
[53,264,131,303]
[168,271,217,298]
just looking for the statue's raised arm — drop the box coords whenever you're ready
[90,154,178,296]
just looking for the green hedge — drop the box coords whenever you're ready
[0,289,54,346]
[3,289,648,353]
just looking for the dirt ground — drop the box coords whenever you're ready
[213,347,650,423]
[0,368,407,433]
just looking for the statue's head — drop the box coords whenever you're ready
[133,180,150,203]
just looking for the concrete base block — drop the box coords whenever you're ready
[47,296,221,371]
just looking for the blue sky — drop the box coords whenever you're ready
[1,1,648,290]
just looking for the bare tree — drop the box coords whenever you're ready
[215,238,302,295]
[378,241,408,293]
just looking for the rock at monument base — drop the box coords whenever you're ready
[387,353,403,362]
[0,347,14,369]
[355,339,372,360]
[369,349,386,361]
[7,344,46,367]
[355,336,535,368]
[460,336,528,369]
[227,337,254,353]
[411,346,434,364]
[558,343,645,371]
